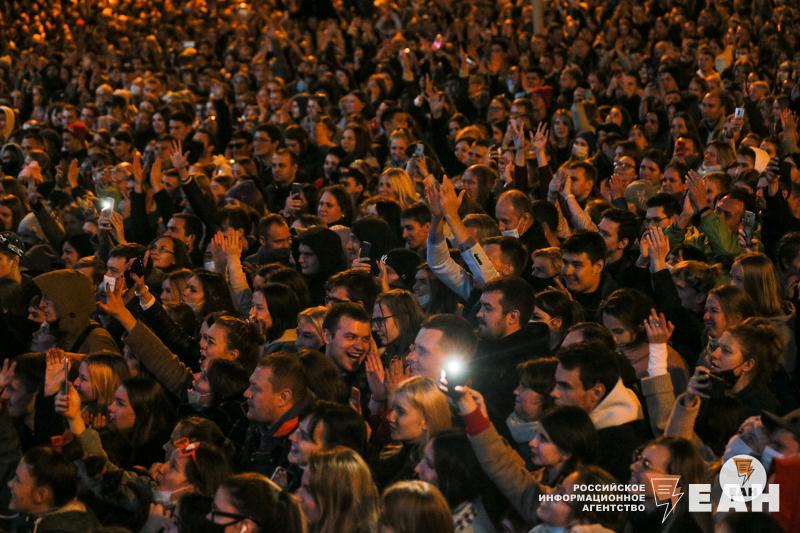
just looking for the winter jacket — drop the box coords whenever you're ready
[33,270,118,354]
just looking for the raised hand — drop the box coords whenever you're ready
[424,178,444,219]
[532,122,549,153]
[454,385,488,418]
[67,159,80,190]
[55,382,82,423]
[0,358,17,391]
[439,175,464,220]
[644,309,674,344]
[132,151,144,192]
[365,349,387,402]
[168,140,188,172]
[97,273,136,331]
[646,226,670,271]
[686,366,712,401]
[44,348,68,397]
[686,170,708,211]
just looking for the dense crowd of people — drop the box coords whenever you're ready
[0,0,799,531]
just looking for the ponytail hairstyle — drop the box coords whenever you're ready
[213,315,261,372]
[220,473,307,533]
[727,317,783,386]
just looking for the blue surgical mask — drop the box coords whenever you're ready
[502,228,520,238]
[723,435,754,462]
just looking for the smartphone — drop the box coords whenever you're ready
[431,34,444,51]
[291,182,304,197]
[359,241,372,260]
[734,107,745,119]
[743,210,756,245]
[414,143,425,158]
[707,372,731,399]
[182,41,195,49]
[99,197,115,213]
[441,358,468,399]
[61,356,70,395]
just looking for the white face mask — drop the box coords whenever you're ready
[416,294,431,309]
[501,228,520,238]
[572,144,589,159]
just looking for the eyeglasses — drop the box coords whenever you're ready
[613,161,633,169]
[371,315,394,327]
[208,507,260,527]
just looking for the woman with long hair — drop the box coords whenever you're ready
[379,481,454,533]
[376,168,420,209]
[160,268,193,306]
[372,289,426,361]
[377,377,453,489]
[296,306,328,351]
[249,282,301,353]
[415,430,501,532]
[413,264,462,315]
[72,351,131,419]
[183,270,236,319]
[730,252,797,374]
[296,447,379,533]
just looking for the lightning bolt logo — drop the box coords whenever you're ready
[733,457,754,484]
[651,476,683,523]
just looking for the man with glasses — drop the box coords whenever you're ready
[645,193,683,248]
[252,123,282,181]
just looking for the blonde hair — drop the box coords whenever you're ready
[83,352,131,411]
[379,480,454,533]
[298,306,328,337]
[392,377,453,439]
[732,252,785,317]
[306,447,379,533]
[378,168,419,208]
[532,247,564,272]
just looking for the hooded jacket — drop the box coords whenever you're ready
[33,269,118,354]
[590,378,649,481]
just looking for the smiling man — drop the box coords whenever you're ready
[322,303,372,387]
